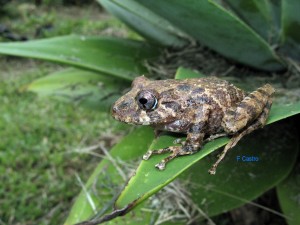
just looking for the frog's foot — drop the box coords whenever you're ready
[208,100,272,175]
[143,146,194,170]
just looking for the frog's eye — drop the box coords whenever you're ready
[136,90,158,111]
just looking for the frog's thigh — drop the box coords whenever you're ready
[223,84,274,133]
[184,132,205,153]
[227,98,272,151]
[209,99,272,175]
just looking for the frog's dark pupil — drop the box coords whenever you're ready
[139,98,148,105]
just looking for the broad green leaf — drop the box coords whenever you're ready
[137,0,284,71]
[281,0,300,60]
[27,68,129,111]
[115,69,300,211]
[277,162,300,225]
[0,35,159,81]
[99,0,189,47]
[116,134,228,208]
[184,122,298,216]
[66,68,300,224]
[64,126,155,225]
[224,0,273,41]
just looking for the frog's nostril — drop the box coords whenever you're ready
[112,106,118,113]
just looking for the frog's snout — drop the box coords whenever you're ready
[111,104,121,121]
[111,105,117,115]
[111,99,136,124]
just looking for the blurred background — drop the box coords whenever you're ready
[0,1,131,224]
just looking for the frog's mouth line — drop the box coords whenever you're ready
[111,111,142,125]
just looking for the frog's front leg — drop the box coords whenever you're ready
[143,105,210,170]
[143,130,205,170]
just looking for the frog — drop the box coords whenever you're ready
[111,75,275,174]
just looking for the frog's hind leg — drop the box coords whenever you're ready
[222,84,275,134]
[208,98,272,175]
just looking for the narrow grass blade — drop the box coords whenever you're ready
[0,35,159,81]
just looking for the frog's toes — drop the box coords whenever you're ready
[143,150,153,160]
[144,146,194,170]
[208,166,217,175]
[155,161,166,170]
[143,147,172,160]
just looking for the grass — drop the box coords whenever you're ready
[0,2,132,225]
[0,63,121,225]
[0,2,140,41]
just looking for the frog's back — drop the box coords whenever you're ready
[147,77,245,109]
[189,77,246,109]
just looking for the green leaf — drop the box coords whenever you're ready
[0,35,159,81]
[27,68,130,111]
[115,134,228,208]
[183,122,298,216]
[224,0,273,41]
[277,162,300,225]
[66,68,300,224]
[99,0,189,47]
[64,126,155,224]
[175,67,206,79]
[281,0,300,60]
[137,0,284,71]
[115,69,300,211]
[269,0,282,33]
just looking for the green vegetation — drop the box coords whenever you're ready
[1,1,300,225]
[0,61,118,225]
[0,3,128,225]
[0,2,134,41]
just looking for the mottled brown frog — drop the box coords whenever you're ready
[112,76,275,174]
